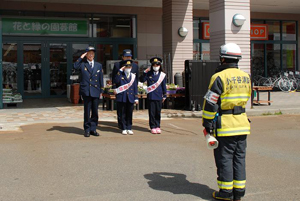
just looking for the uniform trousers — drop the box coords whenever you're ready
[148,100,162,129]
[214,135,247,199]
[117,101,134,130]
[82,96,99,133]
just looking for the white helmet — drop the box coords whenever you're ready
[220,43,242,60]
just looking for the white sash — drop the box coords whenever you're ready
[146,72,166,94]
[114,73,136,94]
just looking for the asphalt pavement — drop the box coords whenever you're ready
[0,115,299,201]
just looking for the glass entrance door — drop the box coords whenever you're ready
[23,43,43,96]
[49,43,67,96]
[23,42,68,97]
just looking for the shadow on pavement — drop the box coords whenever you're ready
[47,126,83,135]
[46,121,150,136]
[98,121,149,133]
[144,172,214,200]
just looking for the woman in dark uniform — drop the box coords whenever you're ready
[142,57,167,134]
[113,60,138,135]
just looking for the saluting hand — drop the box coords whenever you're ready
[80,52,87,59]
[145,67,151,73]
[120,66,126,71]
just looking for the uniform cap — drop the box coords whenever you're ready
[122,49,132,57]
[150,57,162,65]
[121,59,133,67]
[86,46,96,52]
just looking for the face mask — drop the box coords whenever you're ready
[125,68,131,74]
[153,66,160,72]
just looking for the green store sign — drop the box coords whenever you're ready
[2,17,88,37]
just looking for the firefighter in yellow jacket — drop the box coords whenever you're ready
[202,43,251,201]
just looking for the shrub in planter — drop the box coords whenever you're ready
[166,83,178,94]
[108,89,115,95]
[103,85,112,94]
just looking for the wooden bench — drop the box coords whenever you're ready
[102,93,116,111]
[252,86,273,105]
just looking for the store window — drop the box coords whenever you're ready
[93,16,136,38]
[193,43,210,60]
[201,43,210,60]
[251,19,298,77]
[193,18,298,75]
[251,43,265,77]
[266,43,281,76]
[193,19,200,39]
[267,21,280,40]
[193,43,200,60]
[96,44,113,75]
[2,43,18,90]
[193,18,209,60]
[282,21,296,41]
[282,44,296,70]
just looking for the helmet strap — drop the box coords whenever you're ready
[220,57,225,64]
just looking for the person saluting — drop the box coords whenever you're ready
[113,60,138,135]
[73,46,104,137]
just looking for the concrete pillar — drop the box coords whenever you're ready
[209,0,251,74]
[163,0,193,81]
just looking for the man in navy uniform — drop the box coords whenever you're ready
[112,49,139,129]
[74,46,104,137]
[113,60,138,135]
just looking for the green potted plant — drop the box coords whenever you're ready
[167,83,177,94]
[138,86,146,94]
[108,89,115,95]
[104,84,112,94]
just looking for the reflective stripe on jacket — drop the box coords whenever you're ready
[202,64,252,137]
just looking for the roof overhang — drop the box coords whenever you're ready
[3,0,300,14]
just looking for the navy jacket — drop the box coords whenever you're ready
[142,71,167,100]
[73,58,104,97]
[113,70,138,103]
[112,61,139,88]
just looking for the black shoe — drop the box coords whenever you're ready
[212,191,232,201]
[90,131,100,136]
[84,131,90,137]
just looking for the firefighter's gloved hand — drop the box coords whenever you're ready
[205,127,213,134]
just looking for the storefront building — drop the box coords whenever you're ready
[193,17,298,78]
[1,0,300,108]
[1,13,137,99]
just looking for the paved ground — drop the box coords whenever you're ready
[0,91,300,132]
[0,115,299,201]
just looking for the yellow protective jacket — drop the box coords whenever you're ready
[202,63,251,137]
